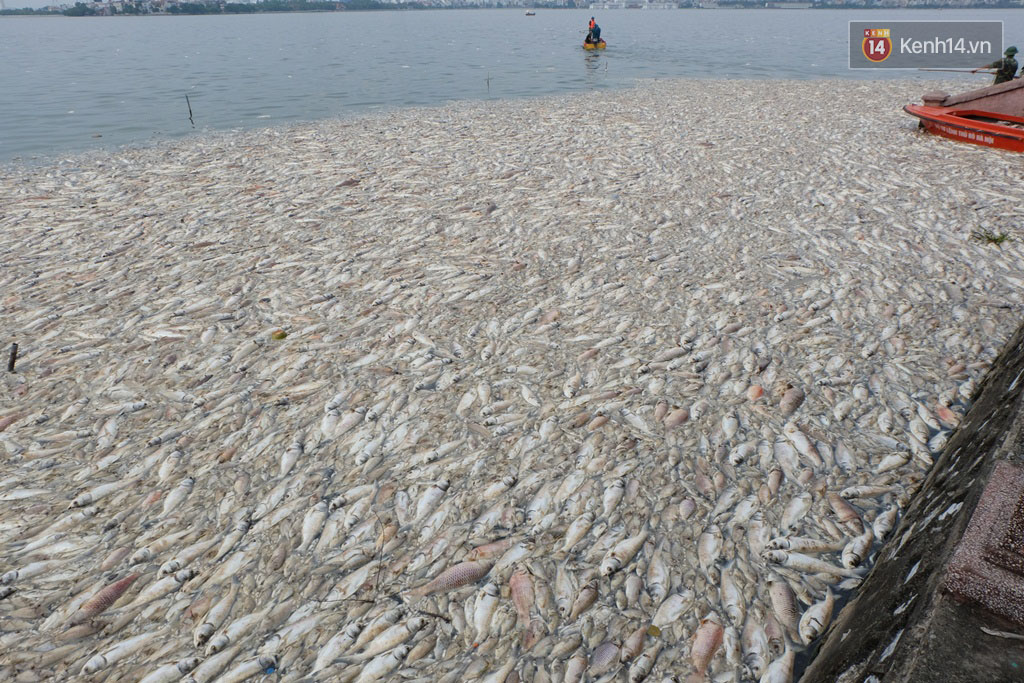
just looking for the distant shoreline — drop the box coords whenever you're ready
[4,6,1024,17]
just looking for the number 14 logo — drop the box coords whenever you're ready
[863,34,892,63]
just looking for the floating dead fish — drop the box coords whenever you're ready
[0,78,1011,683]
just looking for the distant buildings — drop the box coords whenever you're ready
[589,1,676,7]
[35,0,1024,14]
[57,0,345,13]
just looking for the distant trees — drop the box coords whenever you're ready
[253,0,344,11]
[60,0,145,15]
[63,2,98,14]
[32,0,1024,17]
[165,0,405,12]
[165,0,398,13]
[167,2,218,12]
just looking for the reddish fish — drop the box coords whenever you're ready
[0,413,23,432]
[69,573,140,624]
[509,569,534,626]
[690,617,724,677]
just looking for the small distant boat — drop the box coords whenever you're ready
[903,105,1024,153]
[525,10,535,15]
[583,40,607,50]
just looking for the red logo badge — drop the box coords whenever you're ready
[862,28,892,63]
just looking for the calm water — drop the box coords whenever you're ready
[2,9,1023,161]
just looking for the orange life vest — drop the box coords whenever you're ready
[589,19,595,29]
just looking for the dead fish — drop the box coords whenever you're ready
[69,573,140,624]
[779,386,805,416]
[408,561,492,598]
[691,615,724,676]
[798,588,834,645]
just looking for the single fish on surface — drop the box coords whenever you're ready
[69,573,140,624]
[408,561,493,598]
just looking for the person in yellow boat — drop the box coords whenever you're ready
[973,46,1018,85]
[586,17,601,45]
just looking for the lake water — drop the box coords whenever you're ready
[2,8,1023,162]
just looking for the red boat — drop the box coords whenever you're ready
[903,104,1024,153]
[920,78,1024,118]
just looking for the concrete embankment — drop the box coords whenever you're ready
[802,321,1024,682]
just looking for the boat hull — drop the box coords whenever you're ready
[904,104,1024,153]
[583,41,606,50]
[922,78,1024,118]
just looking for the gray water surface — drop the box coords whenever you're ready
[2,9,1022,161]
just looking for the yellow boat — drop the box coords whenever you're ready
[583,40,606,50]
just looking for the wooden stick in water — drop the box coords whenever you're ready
[186,95,195,128]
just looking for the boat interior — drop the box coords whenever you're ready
[946,110,1024,130]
